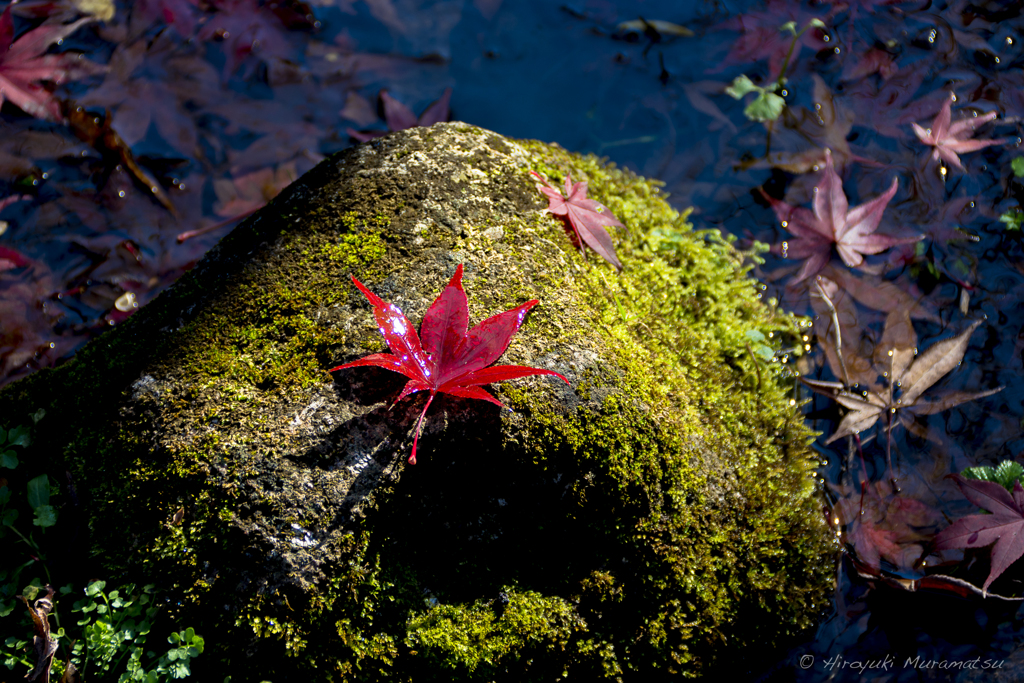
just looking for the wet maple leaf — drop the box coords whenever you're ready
[329,265,569,464]
[531,171,624,271]
[346,87,452,142]
[911,95,1006,171]
[803,311,1003,445]
[934,475,1024,594]
[0,7,104,121]
[832,479,939,575]
[762,149,920,283]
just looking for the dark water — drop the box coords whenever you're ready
[4,0,1024,680]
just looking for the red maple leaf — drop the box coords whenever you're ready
[934,474,1024,595]
[911,95,1006,171]
[760,149,921,283]
[345,88,452,142]
[329,264,569,464]
[0,7,104,121]
[531,171,624,271]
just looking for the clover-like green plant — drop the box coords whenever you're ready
[725,18,826,123]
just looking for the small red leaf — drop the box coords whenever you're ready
[532,171,624,271]
[0,8,102,121]
[911,95,1006,171]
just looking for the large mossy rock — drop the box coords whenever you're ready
[0,123,832,680]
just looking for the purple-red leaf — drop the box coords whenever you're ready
[911,95,1006,171]
[531,171,624,271]
[763,149,921,283]
[0,7,104,121]
[346,88,453,142]
[330,264,569,464]
[934,475,1024,594]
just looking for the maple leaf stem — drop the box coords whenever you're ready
[813,279,851,386]
[409,391,436,466]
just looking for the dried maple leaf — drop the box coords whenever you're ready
[761,149,921,283]
[911,95,1006,171]
[330,265,569,464]
[531,171,624,271]
[346,88,452,142]
[0,7,104,121]
[934,475,1024,595]
[804,314,1003,445]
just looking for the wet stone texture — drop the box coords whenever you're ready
[0,123,834,680]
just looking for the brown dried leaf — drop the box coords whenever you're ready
[811,276,874,386]
[875,305,918,382]
[898,319,983,406]
[825,405,884,444]
[908,387,1005,416]
[21,585,57,682]
[834,391,886,412]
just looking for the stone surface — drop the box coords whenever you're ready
[0,123,834,680]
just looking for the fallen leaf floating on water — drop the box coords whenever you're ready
[911,95,1007,171]
[761,149,922,283]
[933,475,1024,595]
[0,6,105,120]
[803,313,1003,445]
[346,87,452,142]
[329,265,569,464]
[531,171,624,271]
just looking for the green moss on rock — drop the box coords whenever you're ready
[0,123,832,681]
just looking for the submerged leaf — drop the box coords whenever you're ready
[346,88,452,142]
[934,475,1024,594]
[0,7,104,120]
[911,95,1006,171]
[832,479,939,574]
[805,312,1002,444]
[763,150,921,283]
